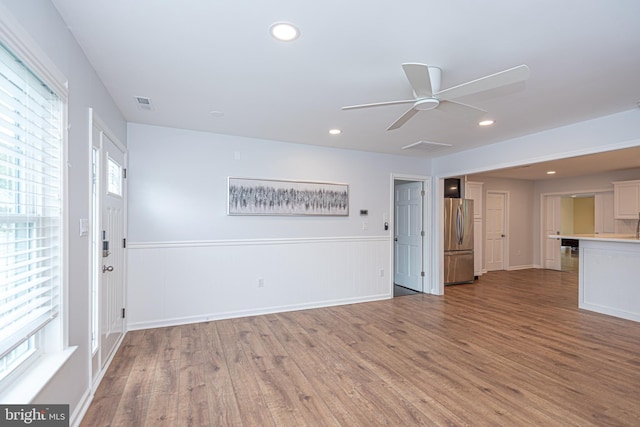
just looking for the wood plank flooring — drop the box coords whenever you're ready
[82,269,640,426]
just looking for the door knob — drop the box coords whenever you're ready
[394,237,398,241]
[102,265,114,273]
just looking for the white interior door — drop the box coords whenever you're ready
[394,181,423,292]
[544,195,562,270]
[485,192,506,271]
[100,132,126,368]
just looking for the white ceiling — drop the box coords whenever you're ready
[468,146,640,181]
[51,0,640,162]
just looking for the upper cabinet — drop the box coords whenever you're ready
[613,180,640,219]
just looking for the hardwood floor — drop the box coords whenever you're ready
[82,269,640,426]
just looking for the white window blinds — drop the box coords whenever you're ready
[0,40,63,372]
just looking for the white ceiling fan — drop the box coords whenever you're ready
[342,63,530,130]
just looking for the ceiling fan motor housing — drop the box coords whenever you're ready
[414,98,440,110]
[413,66,441,110]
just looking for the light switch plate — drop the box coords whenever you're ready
[79,218,89,236]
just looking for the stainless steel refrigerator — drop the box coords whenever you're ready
[444,198,474,285]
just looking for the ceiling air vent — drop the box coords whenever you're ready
[401,141,452,153]
[134,96,154,111]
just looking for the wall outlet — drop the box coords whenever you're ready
[258,278,264,287]
[362,221,368,230]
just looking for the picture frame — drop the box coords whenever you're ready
[228,177,349,216]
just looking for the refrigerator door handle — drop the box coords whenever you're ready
[456,205,464,245]
[455,206,460,245]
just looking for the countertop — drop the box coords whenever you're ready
[553,233,640,244]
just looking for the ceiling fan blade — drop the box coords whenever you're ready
[387,107,419,131]
[402,63,432,98]
[342,99,415,110]
[434,64,530,101]
[438,100,487,117]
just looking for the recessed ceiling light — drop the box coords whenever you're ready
[478,119,495,126]
[209,110,224,117]
[329,129,341,135]
[547,171,556,175]
[270,22,300,41]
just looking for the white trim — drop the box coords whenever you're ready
[128,294,390,331]
[0,346,76,404]
[87,111,128,402]
[390,174,433,294]
[74,329,126,427]
[93,113,127,153]
[486,190,510,271]
[0,3,68,99]
[0,6,70,400]
[70,388,92,427]
[539,188,612,271]
[507,265,537,271]
[128,235,389,249]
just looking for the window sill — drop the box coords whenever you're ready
[0,346,77,403]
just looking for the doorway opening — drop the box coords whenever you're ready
[542,191,606,273]
[391,175,431,297]
[559,193,594,272]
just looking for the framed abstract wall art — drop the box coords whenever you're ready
[228,177,349,216]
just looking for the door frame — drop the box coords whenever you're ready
[88,108,128,391]
[485,190,509,271]
[540,188,611,271]
[390,174,432,294]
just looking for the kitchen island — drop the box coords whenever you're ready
[554,234,640,322]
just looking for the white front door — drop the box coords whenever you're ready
[486,192,506,271]
[394,181,423,292]
[100,132,126,366]
[544,195,562,270]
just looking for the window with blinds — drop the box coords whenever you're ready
[0,40,63,381]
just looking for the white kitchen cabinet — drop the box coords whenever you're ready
[594,192,615,234]
[466,181,484,277]
[613,180,640,219]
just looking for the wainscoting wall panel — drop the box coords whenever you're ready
[127,236,391,330]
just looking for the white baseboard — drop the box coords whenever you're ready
[507,265,537,271]
[73,332,127,427]
[128,293,391,331]
[70,388,93,427]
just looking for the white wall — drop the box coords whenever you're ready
[466,177,535,270]
[0,0,126,422]
[126,123,430,329]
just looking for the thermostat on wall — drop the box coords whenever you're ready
[360,210,368,215]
